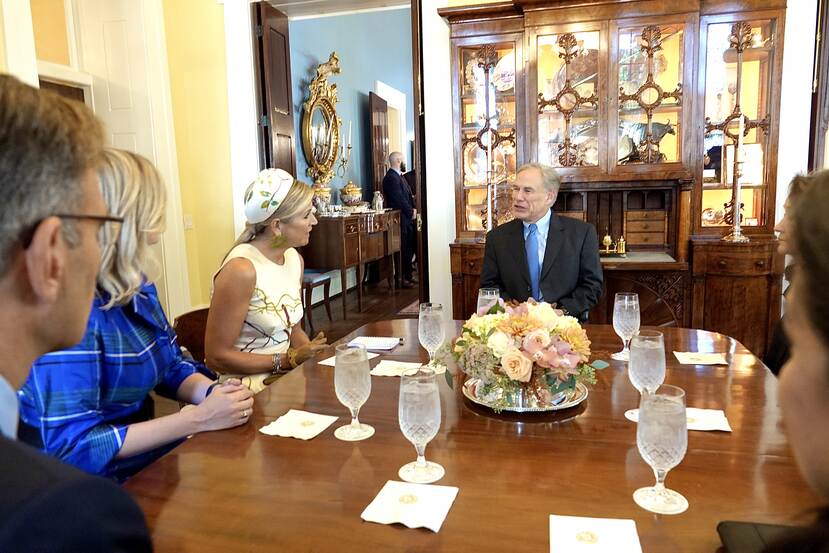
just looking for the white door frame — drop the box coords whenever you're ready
[218,0,261,237]
[68,0,192,318]
[0,0,38,85]
[374,80,407,158]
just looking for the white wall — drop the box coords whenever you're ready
[421,0,455,310]
[0,0,38,85]
[776,0,818,223]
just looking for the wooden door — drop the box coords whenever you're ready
[369,92,389,192]
[253,3,296,174]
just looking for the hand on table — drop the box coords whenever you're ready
[193,380,254,431]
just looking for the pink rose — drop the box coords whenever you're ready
[536,347,560,369]
[522,329,551,355]
[500,347,533,382]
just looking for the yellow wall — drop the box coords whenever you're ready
[0,9,5,72]
[162,0,234,306]
[30,0,70,65]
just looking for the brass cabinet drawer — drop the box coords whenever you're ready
[344,221,359,235]
[625,220,665,233]
[626,210,666,221]
[626,231,665,245]
[705,254,771,275]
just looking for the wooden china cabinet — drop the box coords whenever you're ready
[442,0,786,357]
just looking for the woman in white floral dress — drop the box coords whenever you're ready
[206,169,327,393]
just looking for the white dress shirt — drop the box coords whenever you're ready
[0,374,18,439]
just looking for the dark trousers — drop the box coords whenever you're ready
[401,218,415,281]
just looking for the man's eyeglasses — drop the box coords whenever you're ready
[21,213,124,249]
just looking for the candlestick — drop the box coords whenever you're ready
[348,120,352,147]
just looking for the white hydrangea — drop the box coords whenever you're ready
[486,330,513,357]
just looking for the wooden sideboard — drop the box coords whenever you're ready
[302,210,401,318]
[691,238,784,358]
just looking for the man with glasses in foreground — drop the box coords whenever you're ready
[0,75,150,552]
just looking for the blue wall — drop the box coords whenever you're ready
[289,8,413,201]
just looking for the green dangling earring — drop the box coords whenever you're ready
[271,234,288,249]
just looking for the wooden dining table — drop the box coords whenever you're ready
[125,319,819,552]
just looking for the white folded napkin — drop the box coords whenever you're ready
[673,351,728,365]
[317,352,379,367]
[258,409,338,440]
[348,336,401,351]
[361,480,459,532]
[369,360,446,377]
[625,407,732,432]
[550,515,642,553]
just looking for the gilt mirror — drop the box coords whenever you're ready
[301,52,341,185]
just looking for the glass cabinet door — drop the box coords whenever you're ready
[458,42,518,233]
[536,30,601,169]
[615,23,684,166]
[700,18,777,229]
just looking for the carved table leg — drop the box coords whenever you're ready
[340,267,348,320]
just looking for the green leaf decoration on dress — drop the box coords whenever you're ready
[260,191,271,197]
[260,200,270,209]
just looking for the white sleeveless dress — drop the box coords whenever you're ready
[214,243,304,392]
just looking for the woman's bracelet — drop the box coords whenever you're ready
[287,347,300,368]
[204,381,220,398]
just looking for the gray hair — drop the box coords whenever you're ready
[0,75,103,275]
[389,151,403,165]
[517,163,561,197]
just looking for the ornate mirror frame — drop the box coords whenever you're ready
[301,52,341,185]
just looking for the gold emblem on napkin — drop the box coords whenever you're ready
[300,420,315,427]
[398,494,418,505]
[576,531,598,544]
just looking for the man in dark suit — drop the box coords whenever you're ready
[0,75,152,552]
[480,163,603,321]
[383,151,416,287]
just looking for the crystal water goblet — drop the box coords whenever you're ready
[333,344,375,441]
[628,330,666,395]
[476,288,500,315]
[634,384,689,515]
[612,292,640,361]
[398,367,444,484]
[418,303,445,365]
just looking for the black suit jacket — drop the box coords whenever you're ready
[0,436,152,553]
[382,169,414,221]
[480,210,603,320]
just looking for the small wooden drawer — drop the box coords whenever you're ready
[705,254,771,275]
[344,221,359,235]
[626,210,666,221]
[625,219,665,233]
[461,248,484,275]
[626,231,666,245]
[559,211,585,221]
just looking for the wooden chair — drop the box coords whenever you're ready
[173,307,210,364]
[302,271,332,335]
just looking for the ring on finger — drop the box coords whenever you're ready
[241,409,248,418]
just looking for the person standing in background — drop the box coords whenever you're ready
[383,151,416,288]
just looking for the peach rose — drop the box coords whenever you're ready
[501,347,533,382]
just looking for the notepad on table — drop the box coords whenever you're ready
[347,336,401,351]
[317,352,380,367]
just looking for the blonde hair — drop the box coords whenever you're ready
[232,177,314,246]
[97,149,167,309]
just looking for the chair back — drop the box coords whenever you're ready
[173,307,210,364]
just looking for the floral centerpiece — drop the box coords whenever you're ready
[446,299,604,412]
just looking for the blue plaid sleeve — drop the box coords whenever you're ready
[18,311,129,476]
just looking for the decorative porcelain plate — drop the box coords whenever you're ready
[462,379,589,413]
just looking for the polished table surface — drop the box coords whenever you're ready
[125,320,819,552]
